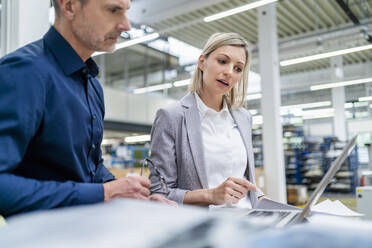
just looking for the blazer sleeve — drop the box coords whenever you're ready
[149,108,189,204]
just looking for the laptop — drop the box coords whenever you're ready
[243,135,357,228]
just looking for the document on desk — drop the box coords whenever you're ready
[311,199,364,217]
[253,198,301,210]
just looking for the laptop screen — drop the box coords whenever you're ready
[293,136,357,223]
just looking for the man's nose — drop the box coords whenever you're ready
[117,16,131,32]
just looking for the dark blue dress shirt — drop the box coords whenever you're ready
[0,26,115,217]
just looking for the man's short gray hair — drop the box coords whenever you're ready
[51,0,61,15]
[52,0,88,16]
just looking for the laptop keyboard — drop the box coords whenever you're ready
[246,211,292,224]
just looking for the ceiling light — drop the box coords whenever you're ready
[101,139,120,145]
[281,101,331,110]
[300,108,335,120]
[204,0,278,22]
[173,79,191,87]
[93,33,159,57]
[252,115,263,125]
[344,103,353,109]
[302,113,334,120]
[125,135,150,143]
[116,33,159,49]
[302,108,335,116]
[133,83,172,94]
[246,93,262,101]
[249,109,258,115]
[310,77,372,91]
[280,44,372,67]
[359,96,372,102]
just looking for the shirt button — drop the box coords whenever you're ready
[92,144,96,149]
[92,114,97,120]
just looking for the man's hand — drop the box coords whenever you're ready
[148,194,178,206]
[103,176,150,202]
[210,177,258,205]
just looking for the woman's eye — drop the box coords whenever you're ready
[217,59,226,64]
[235,67,242,73]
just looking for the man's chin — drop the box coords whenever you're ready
[97,45,116,53]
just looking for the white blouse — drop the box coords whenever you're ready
[195,93,252,208]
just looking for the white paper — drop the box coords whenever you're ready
[311,199,364,217]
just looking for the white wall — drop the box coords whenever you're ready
[17,0,49,48]
[103,86,176,124]
[304,117,372,138]
[348,119,372,134]
[3,0,49,54]
[306,121,333,137]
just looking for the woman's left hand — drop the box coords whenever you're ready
[148,194,178,206]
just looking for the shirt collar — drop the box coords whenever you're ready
[194,93,229,119]
[43,26,99,77]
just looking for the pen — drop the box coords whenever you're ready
[140,161,144,176]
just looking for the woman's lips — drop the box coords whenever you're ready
[217,79,229,87]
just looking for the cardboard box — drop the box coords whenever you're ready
[287,185,308,205]
[255,167,266,194]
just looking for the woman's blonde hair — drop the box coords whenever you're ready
[190,33,250,109]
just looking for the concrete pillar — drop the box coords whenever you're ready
[331,56,347,141]
[258,3,287,202]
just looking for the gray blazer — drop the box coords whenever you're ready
[149,93,264,205]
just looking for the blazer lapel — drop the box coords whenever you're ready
[181,93,209,189]
[231,110,258,206]
[230,110,251,162]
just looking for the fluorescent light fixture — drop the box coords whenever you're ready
[101,139,119,145]
[125,135,150,143]
[280,44,372,67]
[116,33,159,49]
[281,101,331,111]
[359,96,372,102]
[249,109,258,115]
[252,115,263,125]
[246,93,262,101]
[133,83,172,94]
[303,113,334,120]
[173,79,191,87]
[344,103,353,109]
[299,108,335,119]
[355,101,369,107]
[310,77,372,91]
[93,33,159,57]
[302,108,334,116]
[204,0,278,22]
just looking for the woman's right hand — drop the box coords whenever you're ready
[209,177,258,205]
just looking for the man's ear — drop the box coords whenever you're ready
[58,0,81,20]
[198,55,205,72]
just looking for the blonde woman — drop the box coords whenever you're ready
[149,33,264,207]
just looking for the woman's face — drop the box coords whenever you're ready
[198,45,246,98]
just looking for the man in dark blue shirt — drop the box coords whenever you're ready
[0,0,173,217]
